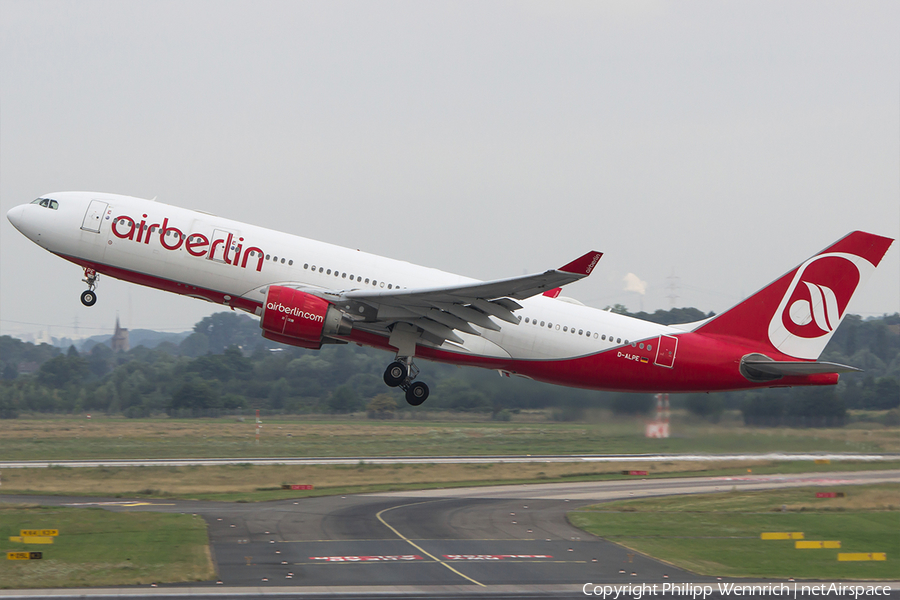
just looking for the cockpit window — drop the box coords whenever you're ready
[31,198,59,210]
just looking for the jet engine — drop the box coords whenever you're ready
[259,286,352,349]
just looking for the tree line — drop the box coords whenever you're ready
[1,309,897,425]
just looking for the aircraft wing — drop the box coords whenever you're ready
[337,251,602,346]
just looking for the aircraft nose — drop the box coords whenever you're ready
[6,204,26,232]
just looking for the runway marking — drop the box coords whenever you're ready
[63,501,175,507]
[292,558,587,566]
[310,555,423,562]
[443,554,553,560]
[280,537,539,543]
[376,500,486,587]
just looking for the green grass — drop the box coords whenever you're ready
[0,504,214,588]
[568,485,900,580]
[2,460,896,503]
[0,416,895,460]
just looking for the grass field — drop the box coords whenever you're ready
[1,415,896,460]
[2,460,897,502]
[568,484,899,580]
[0,504,214,588]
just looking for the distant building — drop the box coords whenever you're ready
[32,330,53,346]
[110,316,130,352]
[17,361,39,375]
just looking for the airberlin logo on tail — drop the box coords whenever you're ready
[111,214,265,272]
[768,253,873,359]
[788,281,841,334]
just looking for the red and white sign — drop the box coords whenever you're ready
[645,422,669,438]
[310,555,422,562]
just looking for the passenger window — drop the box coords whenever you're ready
[617,338,621,344]
[579,330,583,335]
[265,254,270,260]
[319,267,324,273]
[281,258,285,264]
[540,321,545,327]
[639,343,644,349]
[387,284,392,289]
[601,334,606,340]
[593,333,598,339]
[342,273,347,278]
[647,344,653,351]
[380,282,384,288]
[525,318,530,324]
[327,269,331,275]
[304,264,309,269]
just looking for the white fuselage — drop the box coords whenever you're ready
[8,192,673,364]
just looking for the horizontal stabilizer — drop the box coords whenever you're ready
[742,359,862,377]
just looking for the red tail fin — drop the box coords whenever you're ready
[695,231,893,360]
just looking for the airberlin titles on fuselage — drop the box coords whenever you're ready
[111,213,265,271]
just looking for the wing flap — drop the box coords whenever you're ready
[340,250,601,347]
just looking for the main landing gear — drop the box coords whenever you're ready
[383,358,430,406]
[80,268,98,307]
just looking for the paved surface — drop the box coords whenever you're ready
[0,452,897,468]
[1,469,897,596]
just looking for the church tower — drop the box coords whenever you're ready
[110,315,130,352]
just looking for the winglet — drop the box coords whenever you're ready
[559,251,603,276]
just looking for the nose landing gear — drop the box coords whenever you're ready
[383,357,429,406]
[80,268,98,307]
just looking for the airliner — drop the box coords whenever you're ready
[6,192,894,405]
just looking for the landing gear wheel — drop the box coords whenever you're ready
[80,290,97,307]
[383,361,408,387]
[405,381,429,406]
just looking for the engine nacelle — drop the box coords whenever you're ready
[260,286,352,349]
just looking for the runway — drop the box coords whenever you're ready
[2,469,897,597]
[0,452,895,469]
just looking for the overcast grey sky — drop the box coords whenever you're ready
[1,0,898,341]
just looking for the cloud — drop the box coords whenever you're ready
[623,273,648,295]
